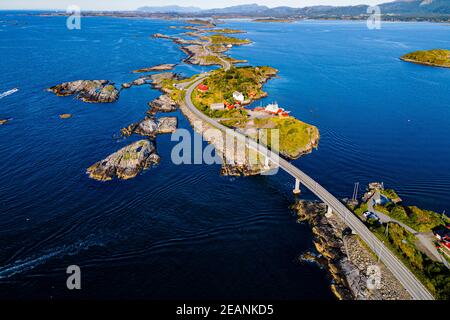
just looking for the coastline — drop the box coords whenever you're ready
[400,57,450,69]
[294,200,411,300]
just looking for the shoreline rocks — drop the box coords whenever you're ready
[150,72,180,90]
[148,95,178,113]
[87,140,160,181]
[121,76,151,89]
[293,200,411,300]
[48,80,119,103]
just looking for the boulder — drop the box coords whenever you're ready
[87,140,160,181]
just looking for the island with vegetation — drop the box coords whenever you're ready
[253,18,294,23]
[401,49,450,68]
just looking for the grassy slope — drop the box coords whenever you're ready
[212,28,246,34]
[253,117,319,158]
[401,49,450,68]
[353,201,450,300]
[202,34,251,45]
[375,202,449,233]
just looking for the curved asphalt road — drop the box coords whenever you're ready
[184,76,434,300]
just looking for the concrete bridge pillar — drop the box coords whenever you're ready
[264,156,270,169]
[325,206,333,218]
[293,178,301,195]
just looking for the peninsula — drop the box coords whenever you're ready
[401,49,450,68]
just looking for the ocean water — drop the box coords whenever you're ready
[0,13,449,299]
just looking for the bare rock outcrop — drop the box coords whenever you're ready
[87,140,159,181]
[148,95,178,113]
[0,119,8,125]
[133,64,176,73]
[121,76,151,89]
[121,116,177,137]
[156,116,177,134]
[48,80,119,103]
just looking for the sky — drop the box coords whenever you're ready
[0,0,386,11]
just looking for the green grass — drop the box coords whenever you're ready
[380,189,400,200]
[253,117,319,158]
[211,28,245,34]
[401,49,450,68]
[370,222,450,300]
[376,202,449,233]
[192,66,277,108]
[202,34,251,45]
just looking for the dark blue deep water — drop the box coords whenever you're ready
[0,13,449,299]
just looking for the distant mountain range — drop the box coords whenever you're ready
[137,0,450,17]
[137,5,202,13]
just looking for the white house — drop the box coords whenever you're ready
[233,91,245,103]
[265,103,281,114]
[210,102,225,110]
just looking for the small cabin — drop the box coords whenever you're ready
[210,103,225,111]
[197,84,209,93]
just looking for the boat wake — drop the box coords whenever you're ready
[0,88,18,100]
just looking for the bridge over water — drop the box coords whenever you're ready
[183,75,434,300]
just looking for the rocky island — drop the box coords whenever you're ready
[48,80,119,103]
[0,119,8,125]
[132,63,176,73]
[401,49,450,68]
[87,140,160,181]
[59,114,72,119]
[121,116,177,137]
[148,94,178,113]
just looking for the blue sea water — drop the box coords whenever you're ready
[0,13,449,299]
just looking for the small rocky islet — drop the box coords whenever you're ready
[48,80,119,103]
[121,116,178,137]
[59,114,72,119]
[132,63,176,73]
[87,140,160,181]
